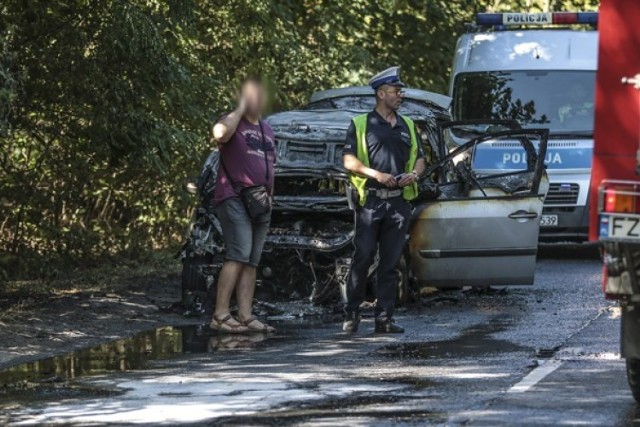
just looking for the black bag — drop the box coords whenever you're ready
[219,121,272,220]
[239,185,271,219]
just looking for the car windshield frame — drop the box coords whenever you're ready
[303,95,440,118]
[428,125,549,197]
[452,70,596,134]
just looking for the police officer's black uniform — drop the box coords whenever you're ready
[343,110,423,333]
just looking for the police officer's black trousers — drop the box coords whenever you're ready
[345,196,411,318]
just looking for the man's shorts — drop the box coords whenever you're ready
[215,197,271,267]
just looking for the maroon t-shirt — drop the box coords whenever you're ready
[213,117,276,206]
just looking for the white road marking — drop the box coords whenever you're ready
[507,360,563,393]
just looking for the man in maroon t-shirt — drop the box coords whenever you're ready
[210,78,276,333]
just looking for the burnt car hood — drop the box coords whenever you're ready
[267,109,359,174]
[267,107,444,173]
[268,109,355,133]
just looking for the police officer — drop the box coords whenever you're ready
[342,66,426,334]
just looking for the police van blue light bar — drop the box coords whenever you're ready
[476,12,598,26]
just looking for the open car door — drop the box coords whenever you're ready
[409,123,549,288]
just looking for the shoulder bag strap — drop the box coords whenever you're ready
[258,120,270,181]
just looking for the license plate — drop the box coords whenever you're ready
[540,215,558,227]
[600,214,640,240]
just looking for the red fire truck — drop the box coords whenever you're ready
[590,0,640,402]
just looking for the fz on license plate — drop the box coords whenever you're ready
[540,215,558,226]
[600,214,640,240]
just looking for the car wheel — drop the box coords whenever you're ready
[181,254,214,307]
[396,255,410,306]
[627,358,640,403]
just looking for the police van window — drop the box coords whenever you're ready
[453,71,596,134]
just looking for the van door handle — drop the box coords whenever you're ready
[509,210,538,220]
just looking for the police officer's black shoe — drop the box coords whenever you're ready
[374,317,404,334]
[342,311,361,332]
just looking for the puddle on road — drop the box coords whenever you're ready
[378,315,529,359]
[381,375,437,390]
[0,319,341,411]
[0,324,281,394]
[212,393,447,425]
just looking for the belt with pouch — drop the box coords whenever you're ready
[366,188,403,199]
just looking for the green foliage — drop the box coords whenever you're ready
[0,0,599,279]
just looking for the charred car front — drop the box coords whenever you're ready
[260,87,451,304]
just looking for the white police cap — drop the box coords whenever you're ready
[369,66,405,90]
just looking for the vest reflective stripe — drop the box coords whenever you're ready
[350,113,419,206]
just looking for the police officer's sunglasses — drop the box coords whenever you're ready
[382,88,405,96]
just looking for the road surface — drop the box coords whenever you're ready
[1,250,638,426]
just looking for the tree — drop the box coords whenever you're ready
[0,0,600,279]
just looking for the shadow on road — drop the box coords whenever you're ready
[538,243,601,260]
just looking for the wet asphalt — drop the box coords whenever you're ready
[1,248,639,426]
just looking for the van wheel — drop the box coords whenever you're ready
[627,358,640,403]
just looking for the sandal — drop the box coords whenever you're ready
[208,335,250,351]
[209,314,248,334]
[241,317,276,333]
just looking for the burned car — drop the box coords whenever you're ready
[179,87,550,312]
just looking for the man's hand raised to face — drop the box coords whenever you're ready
[213,91,249,144]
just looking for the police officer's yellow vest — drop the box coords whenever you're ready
[350,113,419,206]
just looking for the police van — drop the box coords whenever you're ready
[449,12,598,242]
